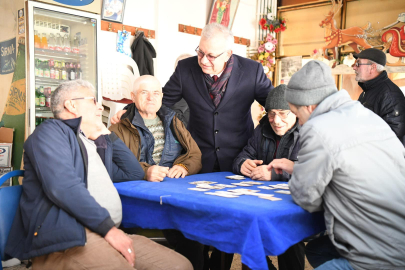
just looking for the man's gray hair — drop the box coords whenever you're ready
[51,80,95,119]
[201,23,234,51]
[368,60,385,72]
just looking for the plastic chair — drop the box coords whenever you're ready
[0,170,24,270]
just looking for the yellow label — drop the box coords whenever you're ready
[4,78,26,115]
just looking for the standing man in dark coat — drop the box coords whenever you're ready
[353,48,405,145]
[162,23,273,173]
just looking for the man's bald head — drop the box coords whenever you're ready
[132,75,162,94]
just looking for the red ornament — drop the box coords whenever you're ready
[259,18,266,27]
[269,25,274,31]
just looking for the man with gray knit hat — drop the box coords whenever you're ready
[232,84,304,270]
[269,60,405,270]
[353,48,405,144]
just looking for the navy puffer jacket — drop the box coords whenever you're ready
[358,71,405,144]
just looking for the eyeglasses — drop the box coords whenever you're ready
[353,61,373,67]
[71,97,97,105]
[268,110,291,120]
[195,46,226,62]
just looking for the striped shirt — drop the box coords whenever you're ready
[144,116,165,165]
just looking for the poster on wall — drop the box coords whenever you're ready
[208,0,240,30]
[18,8,25,35]
[279,56,302,85]
[101,0,125,23]
[0,38,16,75]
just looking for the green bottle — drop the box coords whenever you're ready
[35,91,40,106]
[1,38,26,185]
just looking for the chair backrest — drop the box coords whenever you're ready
[0,170,24,266]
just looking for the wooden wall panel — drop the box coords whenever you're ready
[278,4,341,57]
[342,0,405,52]
[280,0,324,6]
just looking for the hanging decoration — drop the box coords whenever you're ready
[320,0,373,67]
[250,33,277,77]
[259,8,286,33]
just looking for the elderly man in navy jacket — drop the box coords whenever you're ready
[5,80,192,270]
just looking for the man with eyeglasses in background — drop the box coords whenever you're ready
[353,48,405,145]
[232,84,305,270]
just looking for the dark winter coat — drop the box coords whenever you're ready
[5,117,144,260]
[162,55,273,173]
[358,71,405,144]
[233,116,300,181]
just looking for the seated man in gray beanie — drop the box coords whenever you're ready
[232,84,304,270]
[233,84,300,181]
[269,60,405,270]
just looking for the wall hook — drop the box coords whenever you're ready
[183,24,187,33]
[148,30,151,38]
[122,25,125,31]
[194,27,197,35]
[108,22,112,32]
[239,37,242,44]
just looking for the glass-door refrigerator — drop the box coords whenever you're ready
[27,1,101,133]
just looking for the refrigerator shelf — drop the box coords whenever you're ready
[35,107,53,117]
[35,76,68,86]
[35,48,86,60]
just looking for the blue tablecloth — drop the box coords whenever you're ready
[114,172,325,270]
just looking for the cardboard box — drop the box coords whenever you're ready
[0,127,13,167]
[0,167,13,187]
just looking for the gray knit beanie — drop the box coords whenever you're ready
[285,60,337,106]
[265,84,289,111]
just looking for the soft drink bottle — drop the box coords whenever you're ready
[54,61,60,80]
[61,62,67,80]
[34,30,41,48]
[76,63,83,80]
[35,59,39,76]
[41,33,48,49]
[44,60,50,78]
[72,36,79,53]
[63,34,71,52]
[70,62,76,80]
[48,33,55,50]
[49,60,55,79]
[39,92,46,107]
[55,33,63,51]
[38,60,44,77]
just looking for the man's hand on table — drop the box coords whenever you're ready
[167,165,188,178]
[146,165,169,182]
[104,227,135,267]
[110,110,127,125]
[268,158,294,175]
[250,165,271,180]
[241,159,263,177]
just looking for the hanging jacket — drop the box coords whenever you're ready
[130,31,156,76]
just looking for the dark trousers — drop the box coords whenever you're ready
[270,241,305,270]
[305,235,341,268]
[203,246,234,270]
[163,229,205,270]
